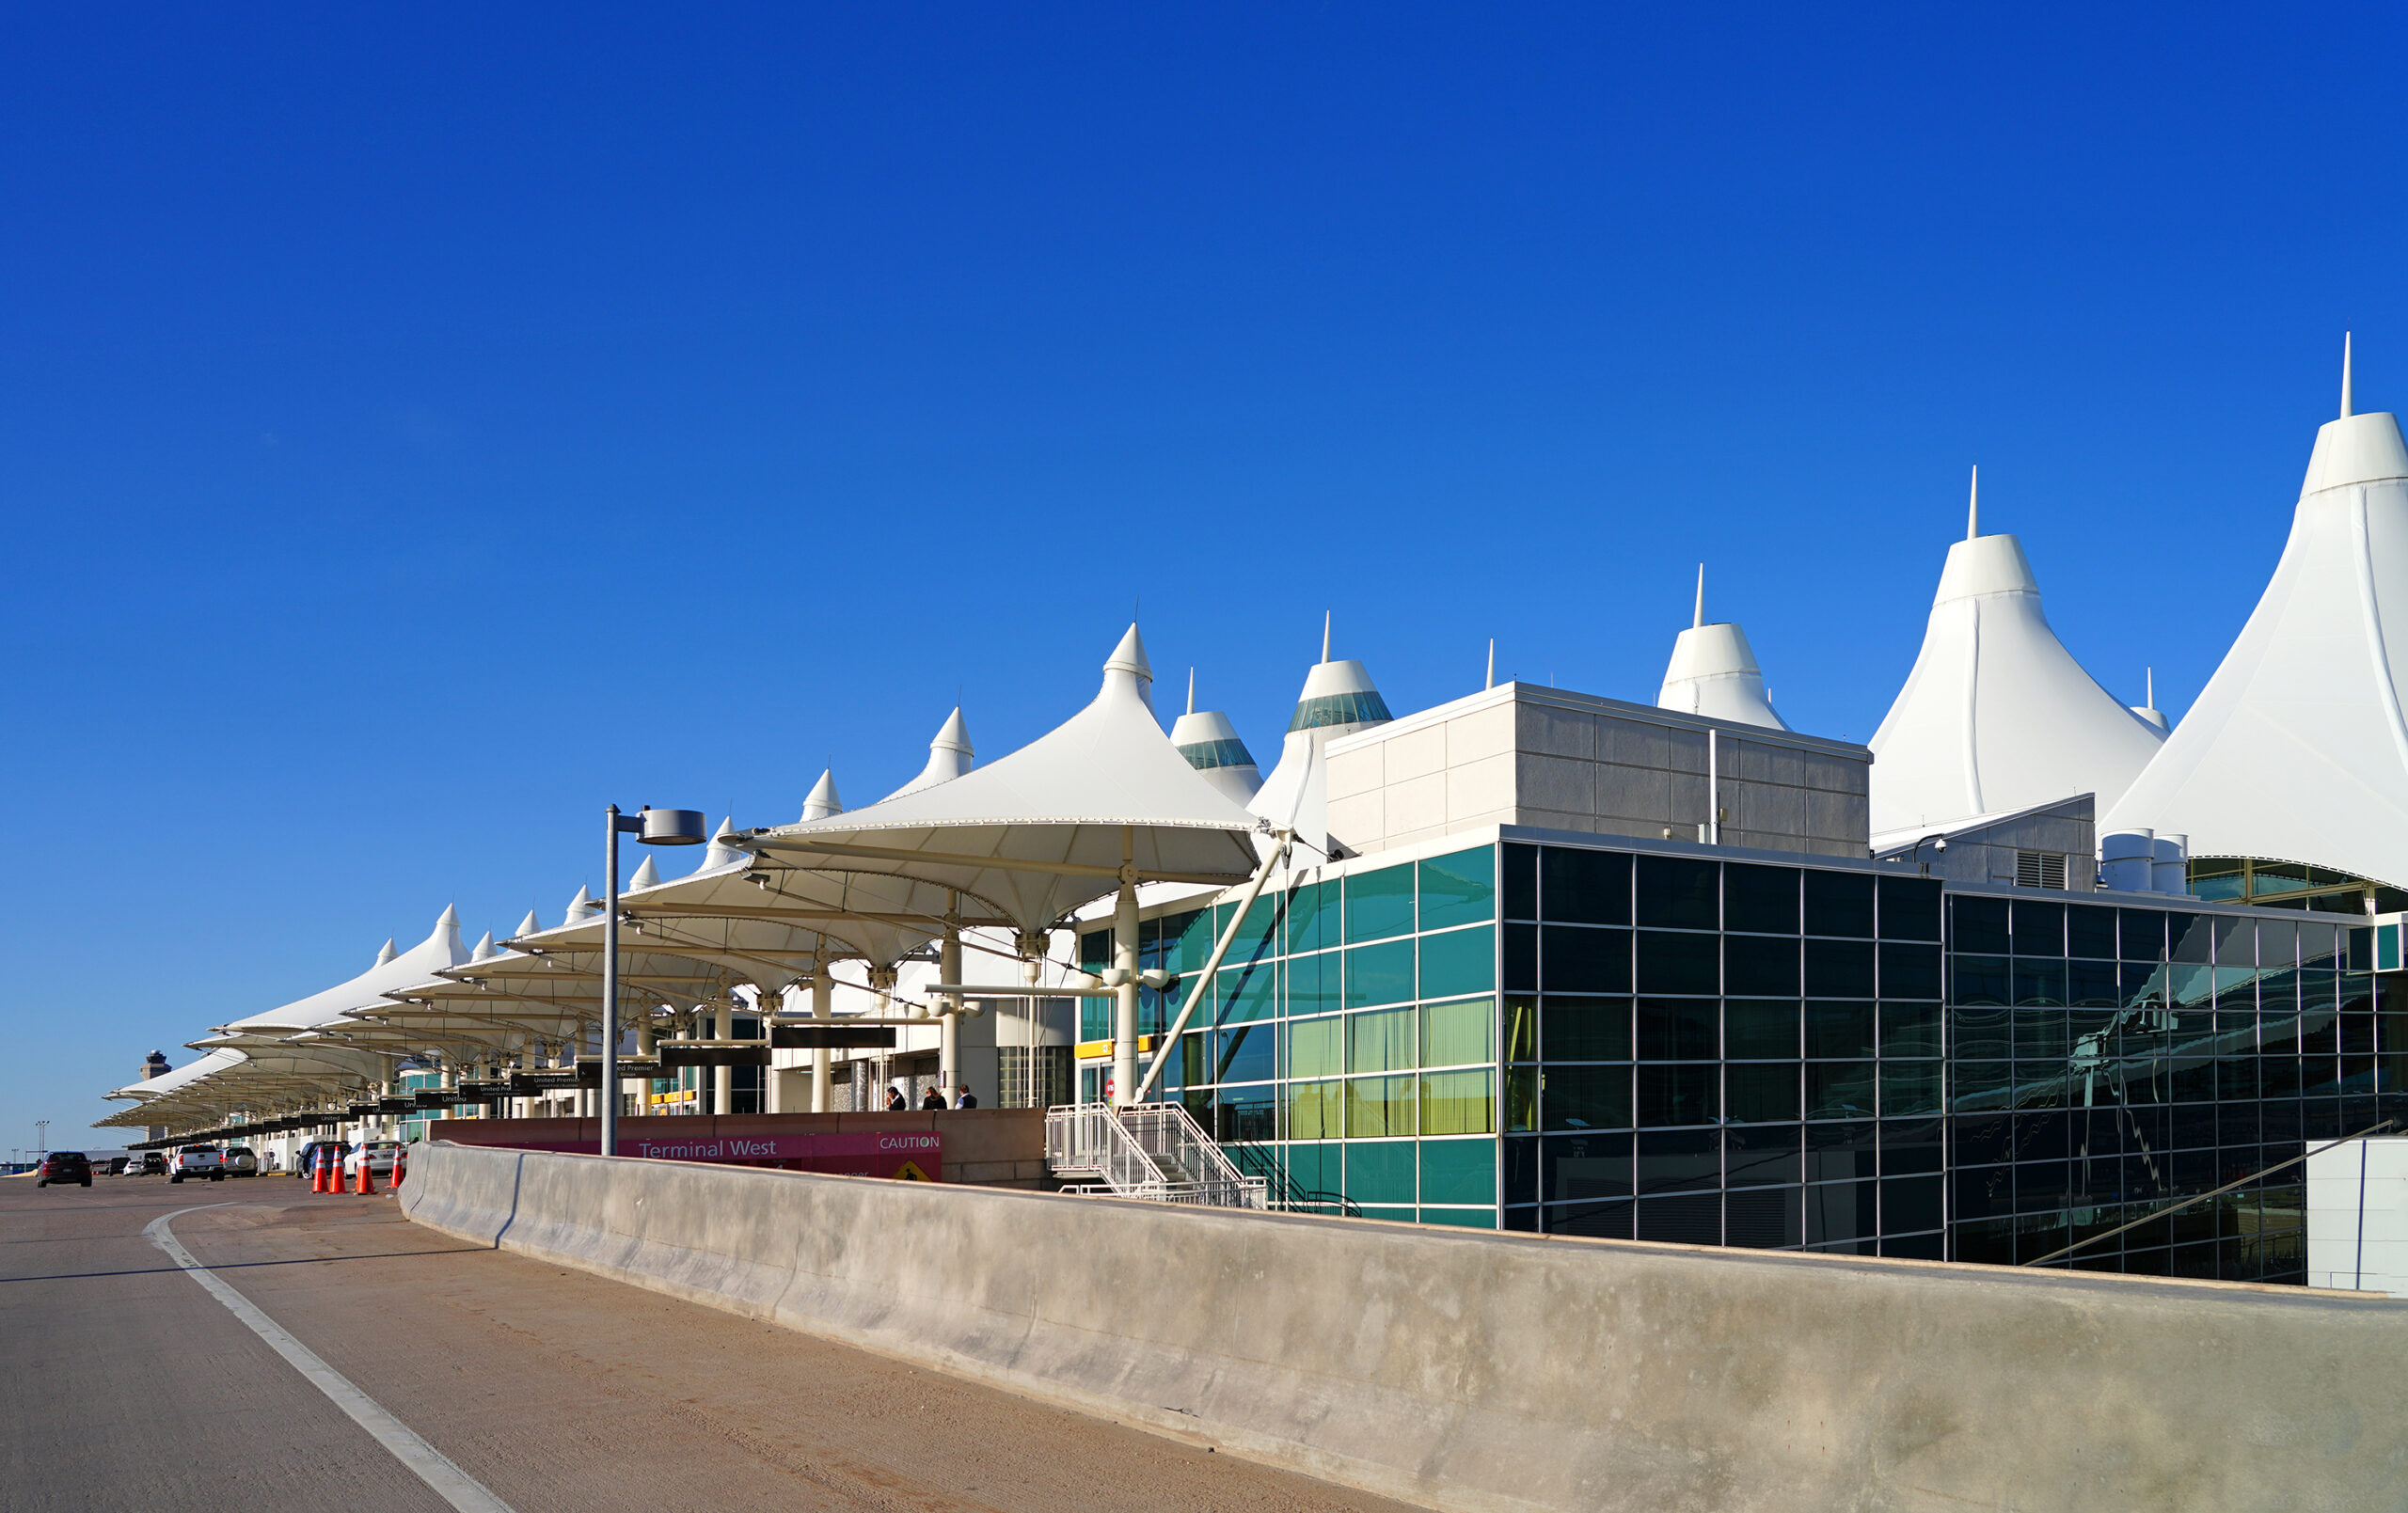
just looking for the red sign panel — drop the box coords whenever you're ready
[490,1129,942,1181]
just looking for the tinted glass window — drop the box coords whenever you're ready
[1419,848,1496,932]
[1725,1001,1801,1059]
[1724,937,1799,997]
[1954,896,2010,954]
[2117,908,2166,962]
[1543,997,1630,1061]
[1543,926,1629,993]
[1346,866,1417,942]
[1806,1001,1876,1059]
[1501,843,1538,921]
[1637,855,1719,930]
[1803,871,1875,938]
[1542,848,1629,925]
[1877,876,1943,940]
[1637,999,1718,1060]
[1877,942,1941,1001]
[2011,901,2065,957]
[1636,930,1719,995]
[1804,938,1876,998]
[2066,906,2116,960]
[1723,865,1799,935]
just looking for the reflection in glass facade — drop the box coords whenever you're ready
[1075,836,2408,1281]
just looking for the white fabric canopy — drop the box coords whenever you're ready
[737,626,1261,933]
[2106,389,2408,887]
[1869,485,2163,833]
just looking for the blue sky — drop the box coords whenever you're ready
[4,5,2402,1148]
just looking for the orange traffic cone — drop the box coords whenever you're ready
[310,1149,327,1193]
[390,1148,406,1189]
[355,1156,375,1195]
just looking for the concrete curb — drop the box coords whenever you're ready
[402,1139,2408,1513]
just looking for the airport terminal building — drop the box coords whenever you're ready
[101,349,2408,1288]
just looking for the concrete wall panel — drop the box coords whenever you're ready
[404,1139,2408,1513]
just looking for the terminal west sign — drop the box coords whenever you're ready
[466,1128,942,1181]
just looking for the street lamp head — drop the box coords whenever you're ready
[638,807,708,845]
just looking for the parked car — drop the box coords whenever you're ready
[293,1141,345,1179]
[222,1147,259,1177]
[35,1152,91,1188]
[168,1145,225,1183]
[343,1141,403,1180]
[125,1152,166,1176]
[103,1157,130,1175]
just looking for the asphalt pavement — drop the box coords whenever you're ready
[0,1172,1418,1513]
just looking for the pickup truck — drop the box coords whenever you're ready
[168,1145,226,1183]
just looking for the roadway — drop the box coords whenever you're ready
[0,1173,1418,1513]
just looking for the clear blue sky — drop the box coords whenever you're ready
[4,6,2401,1149]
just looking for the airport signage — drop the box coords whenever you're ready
[483,1129,943,1182]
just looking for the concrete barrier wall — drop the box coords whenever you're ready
[403,1140,2408,1513]
[429,1109,1051,1186]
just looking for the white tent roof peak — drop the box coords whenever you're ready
[2131,667,2170,732]
[801,769,843,822]
[740,626,1259,932]
[1321,610,1332,663]
[564,885,598,924]
[374,938,398,967]
[1657,567,1788,732]
[515,908,542,939]
[628,855,660,890]
[1103,623,1153,708]
[1249,628,1395,851]
[692,815,743,875]
[470,930,498,962]
[1967,465,1979,541]
[1871,497,2164,834]
[1170,671,1263,804]
[884,709,977,801]
[2106,353,2408,887]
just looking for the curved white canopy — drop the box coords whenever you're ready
[1657,565,1788,731]
[1869,470,2163,832]
[2107,347,2408,886]
[737,625,1261,933]
[213,906,471,1036]
[883,709,974,800]
[1171,670,1261,804]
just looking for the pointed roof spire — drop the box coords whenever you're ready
[374,938,399,967]
[515,908,542,940]
[1101,623,1153,710]
[1186,668,1196,717]
[628,855,660,890]
[470,931,498,963]
[932,707,971,754]
[565,885,594,924]
[1485,638,1496,690]
[1967,465,1979,541]
[882,709,977,801]
[1693,563,1705,629]
[2344,331,2354,418]
[1321,610,1332,664]
[2130,666,2170,732]
[1658,576,1788,732]
[801,769,843,821]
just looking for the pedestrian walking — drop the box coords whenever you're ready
[920,1085,947,1111]
[885,1083,908,1111]
[954,1086,978,1109]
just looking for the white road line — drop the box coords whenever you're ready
[146,1206,515,1513]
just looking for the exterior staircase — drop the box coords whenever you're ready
[1043,1102,1268,1208]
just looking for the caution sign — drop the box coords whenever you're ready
[893,1159,932,1182]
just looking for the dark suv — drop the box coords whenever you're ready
[36,1152,91,1189]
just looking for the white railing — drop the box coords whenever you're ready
[1045,1102,1267,1209]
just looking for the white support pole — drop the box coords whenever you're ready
[765,985,785,1114]
[940,895,963,1103]
[1111,827,1140,1107]
[1132,833,1291,1105]
[712,1001,732,1115]
[810,958,832,1113]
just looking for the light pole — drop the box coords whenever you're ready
[603,806,707,1157]
[35,1121,49,1158]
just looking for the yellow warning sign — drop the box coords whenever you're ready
[894,1160,932,1182]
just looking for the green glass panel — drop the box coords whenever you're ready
[1080,998,1111,1043]
[1418,847,1497,931]
[1726,1063,1799,1122]
[1287,950,1339,1017]
[1349,1006,1417,1072]
[1545,997,1631,1061]
[1419,1207,1498,1229]
[1421,997,1495,1068]
[1346,865,1417,942]
[1345,1140,1418,1205]
[1419,925,1496,1000]
[1285,1080,1343,1141]
[1345,939,1416,1008]
[1285,1017,1343,1079]
[1216,958,1276,1024]
[1286,880,1336,954]
[1229,893,1281,967]
[1346,1077,1418,1139]
[1165,908,1213,977]
[1285,1141,1339,1198]
[1806,1061,1877,1121]
[1419,1138,1498,1204]
[1725,1001,1800,1060]
[1421,1070,1497,1134]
